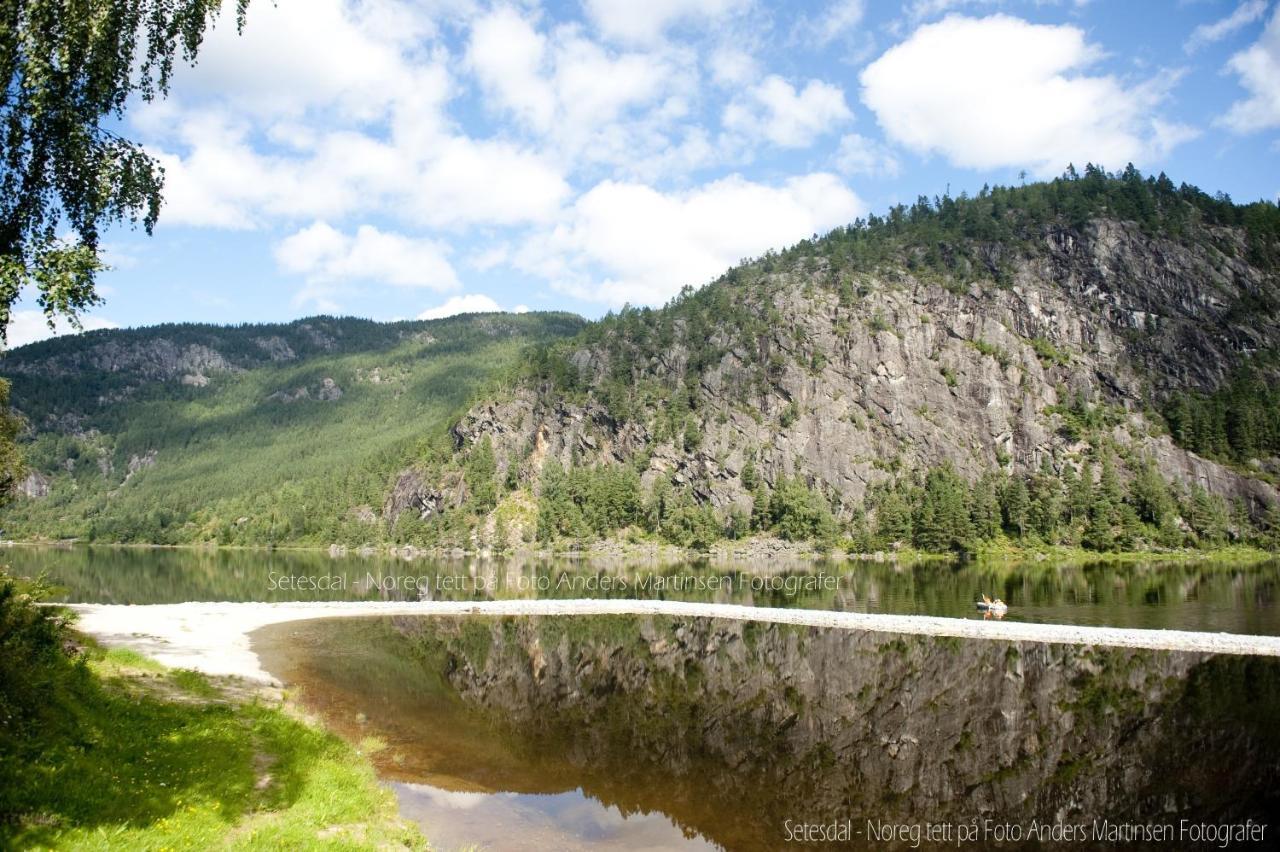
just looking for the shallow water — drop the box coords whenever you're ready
[8,543,1280,635]
[255,615,1280,851]
[255,617,730,850]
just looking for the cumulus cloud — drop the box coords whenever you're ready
[860,15,1195,175]
[724,76,853,148]
[465,6,696,169]
[274,222,459,293]
[1219,5,1280,132]
[146,104,567,231]
[1186,0,1268,54]
[517,173,865,307]
[418,293,504,319]
[173,0,443,120]
[5,310,120,349]
[583,0,749,43]
[834,133,901,177]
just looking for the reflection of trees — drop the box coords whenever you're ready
[11,546,1280,633]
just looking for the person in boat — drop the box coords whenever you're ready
[977,594,1007,612]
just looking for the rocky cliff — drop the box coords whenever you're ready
[447,203,1280,522]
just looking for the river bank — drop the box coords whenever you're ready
[0,573,426,850]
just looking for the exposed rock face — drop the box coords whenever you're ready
[453,219,1279,515]
[383,469,467,525]
[400,615,1280,846]
[317,378,343,401]
[268,377,343,403]
[253,336,296,361]
[17,471,50,499]
[7,339,236,382]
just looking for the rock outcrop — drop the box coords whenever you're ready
[452,218,1280,516]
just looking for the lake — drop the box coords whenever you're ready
[6,543,1280,635]
[9,544,1280,848]
[254,613,1280,851]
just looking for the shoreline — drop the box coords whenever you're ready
[7,536,1275,566]
[64,599,1280,687]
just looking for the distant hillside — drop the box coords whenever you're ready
[1,312,583,544]
[422,167,1280,553]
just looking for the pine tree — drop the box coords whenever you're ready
[913,464,974,553]
[1001,476,1030,539]
[874,486,913,547]
[1028,458,1063,541]
[970,472,1002,541]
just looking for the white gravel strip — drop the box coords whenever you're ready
[64,599,1280,685]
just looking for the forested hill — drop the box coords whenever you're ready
[1,312,583,543]
[6,167,1280,554]
[432,167,1280,553]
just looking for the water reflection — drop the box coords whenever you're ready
[255,615,1280,851]
[394,784,721,852]
[5,543,1279,635]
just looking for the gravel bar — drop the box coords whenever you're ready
[65,599,1280,685]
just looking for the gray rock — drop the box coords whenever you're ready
[451,218,1280,517]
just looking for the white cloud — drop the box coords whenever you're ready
[516,173,865,307]
[418,293,503,319]
[834,133,901,177]
[5,310,120,349]
[708,46,757,85]
[794,0,866,46]
[513,304,530,313]
[1186,0,1268,53]
[464,7,694,170]
[860,15,1195,175]
[724,75,853,148]
[407,137,570,228]
[275,222,459,293]
[583,0,748,43]
[903,0,998,24]
[1219,5,1280,132]
[174,0,441,120]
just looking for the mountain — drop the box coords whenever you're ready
[431,167,1280,551]
[1,312,583,543]
[6,167,1280,554]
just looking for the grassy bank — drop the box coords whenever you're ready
[0,574,426,850]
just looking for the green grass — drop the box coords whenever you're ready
[3,639,425,850]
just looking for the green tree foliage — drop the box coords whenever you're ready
[0,0,254,341]
[969,472,1002,541]
[0,379,23,499]
[766,476,836,543]
[1163,370,1280,465]
[463,437,498,513]
[1000,476,1030,539]
[912,464,973,554]
[536,461,644,541]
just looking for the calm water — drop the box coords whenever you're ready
[5,543,1280,635]
[255,615,1280,851]
[255,617,733,850]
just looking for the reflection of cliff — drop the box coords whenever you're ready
[398,615,1280,849]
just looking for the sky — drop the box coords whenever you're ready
[9,0,1280,347]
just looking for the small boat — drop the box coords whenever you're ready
[976,594,1008,614]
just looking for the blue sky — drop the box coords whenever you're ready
[9,0,1280,347]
